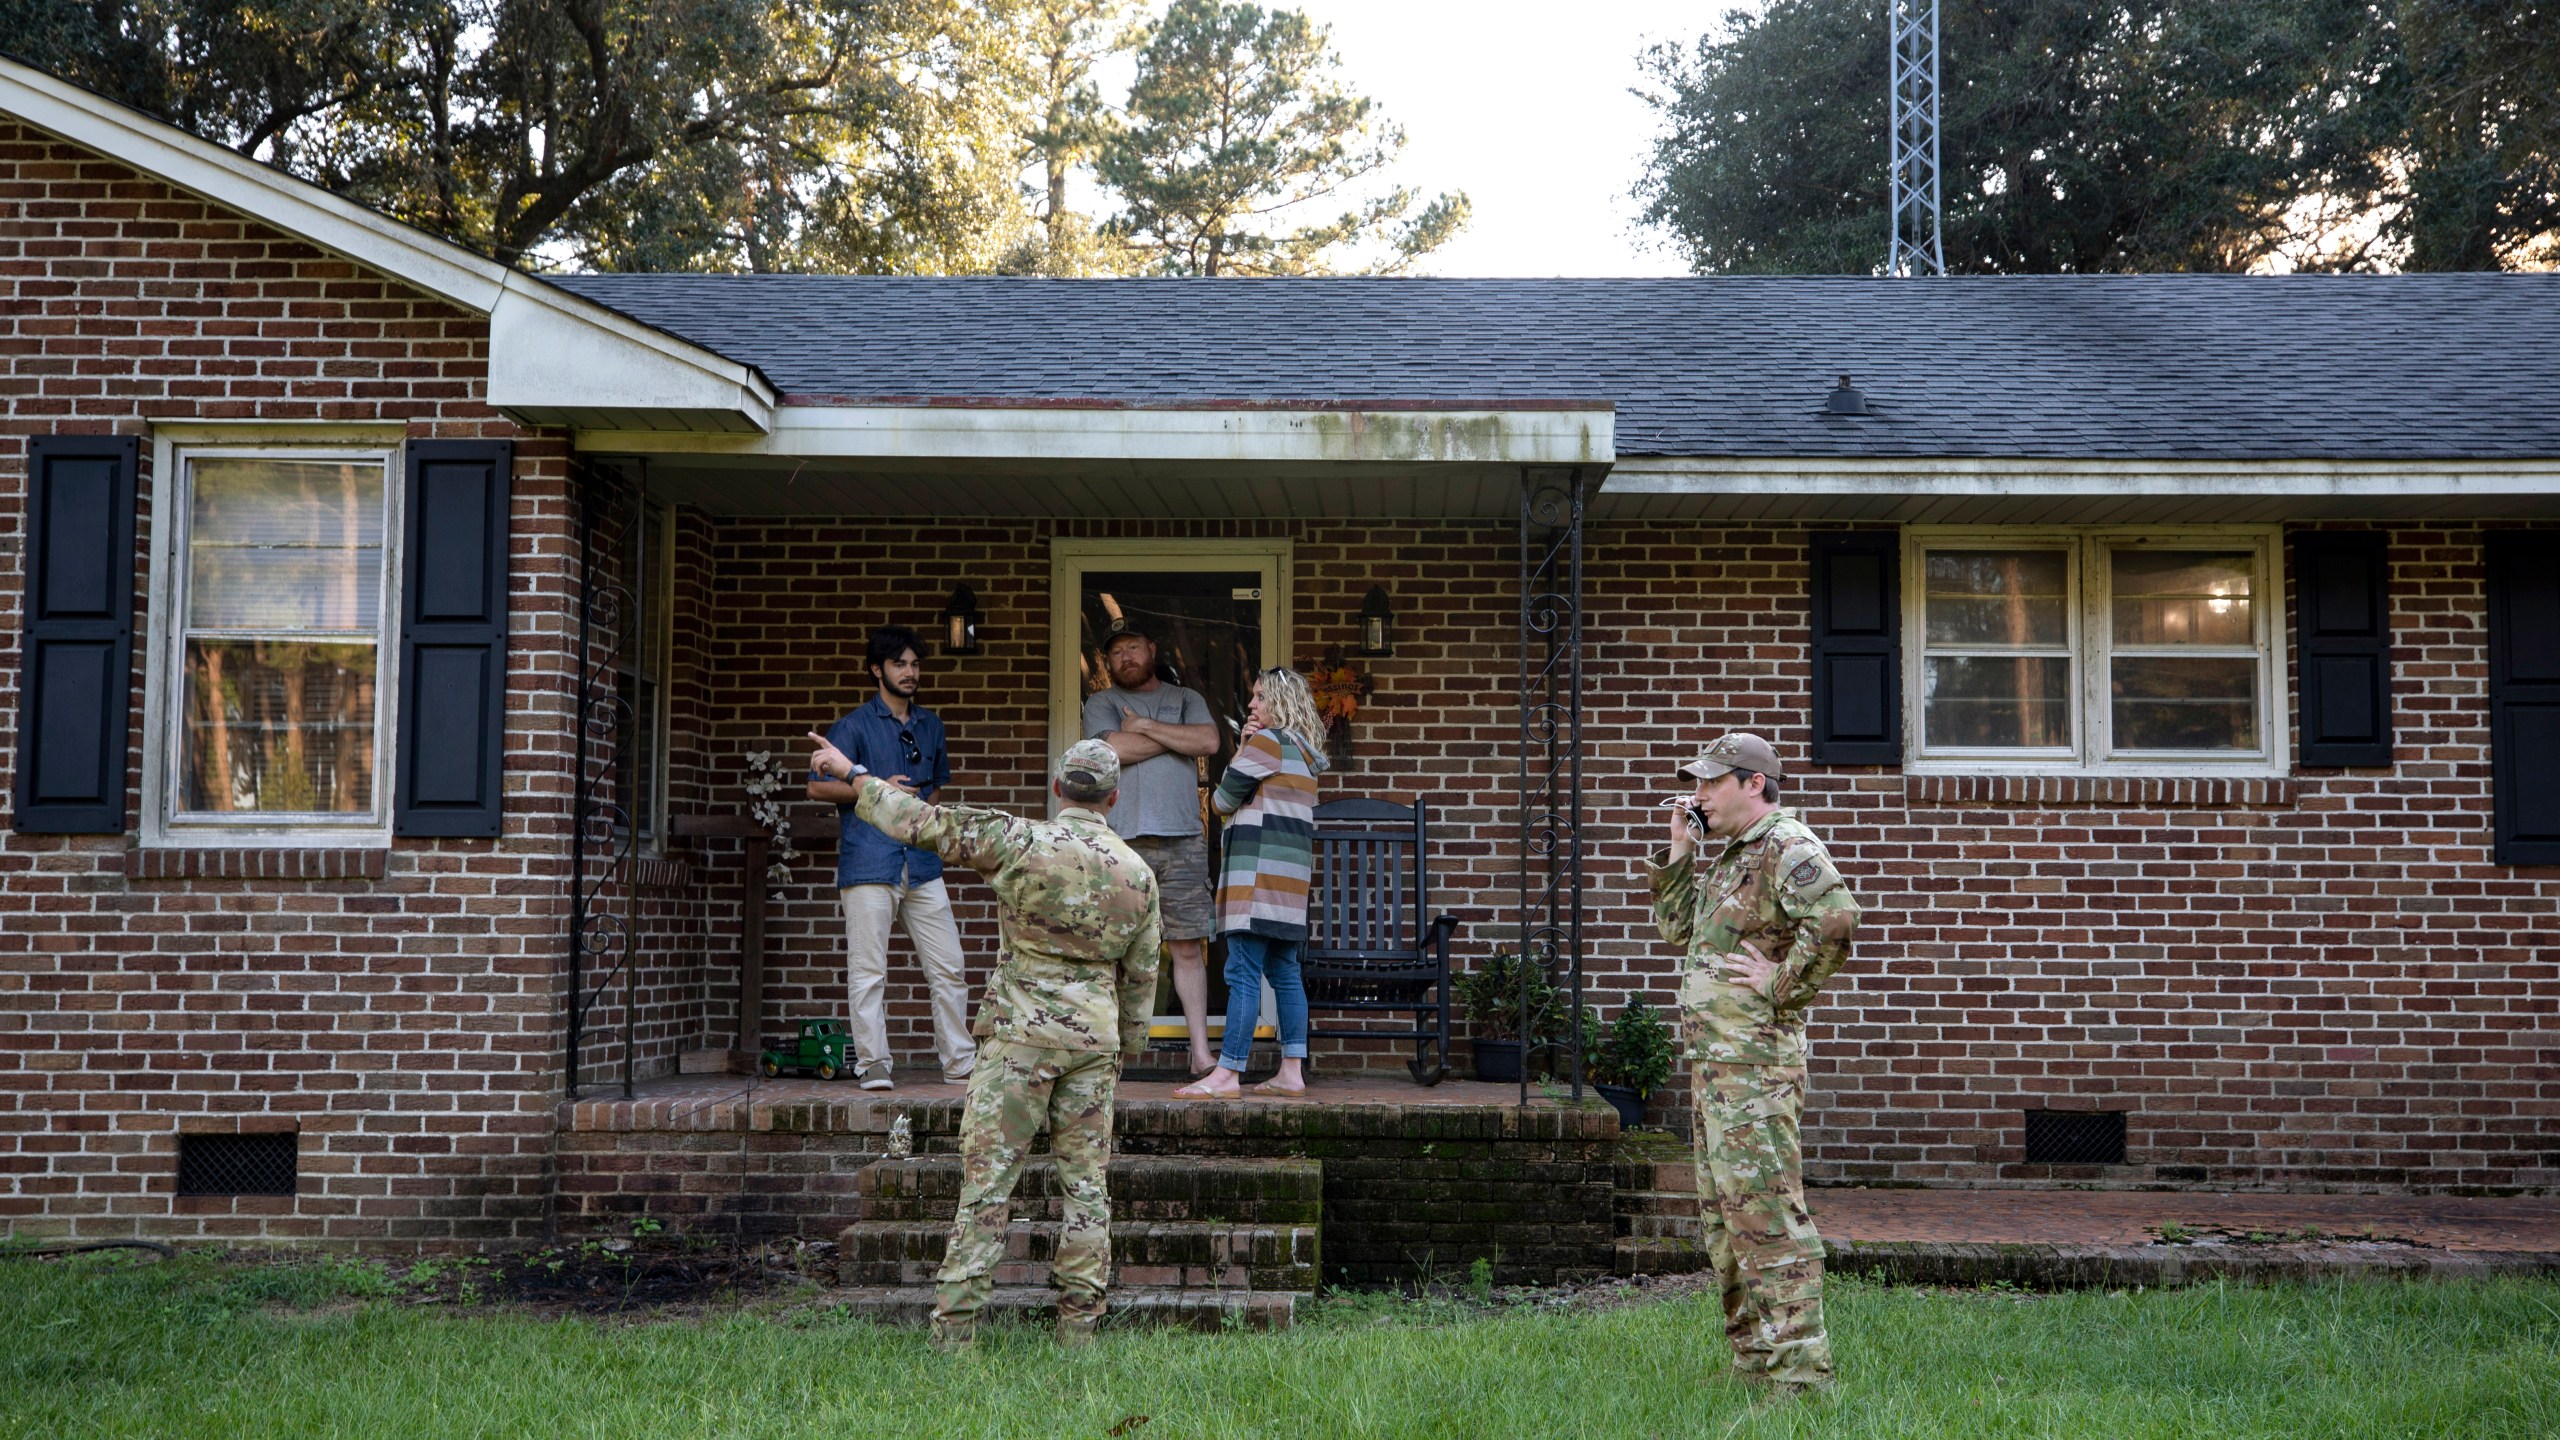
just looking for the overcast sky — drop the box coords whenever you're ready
[1276,0,1752,276]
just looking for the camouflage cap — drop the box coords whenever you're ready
[1678,731,1786,783]
[1055,737,1121,798]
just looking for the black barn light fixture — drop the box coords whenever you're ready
[1358,585,1395,657]
[941,584,982,656]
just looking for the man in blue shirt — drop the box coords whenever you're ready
[805,626,976,1089]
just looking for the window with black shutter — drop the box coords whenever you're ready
[2487,531,2560,865]
[13,436,139,833]
[1903,527,2283,772]
[1808,531,1902,764]
[147,444,402,842]
[393,440,512,838]
[2293,531,2393,767]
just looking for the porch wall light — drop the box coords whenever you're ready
[1358,585,1395,657]
[942,583,982,656]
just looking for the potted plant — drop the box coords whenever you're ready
[1454,947,1564,1083]
[1586,999,1676,1129]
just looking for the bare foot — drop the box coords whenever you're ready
[1188,1051,1218,1077]
[1173,1074,1241,1099]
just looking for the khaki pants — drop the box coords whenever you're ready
[840,878,976,1080]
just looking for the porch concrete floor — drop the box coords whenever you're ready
[564,1066,1580,1130]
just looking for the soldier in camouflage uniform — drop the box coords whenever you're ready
[808,733,1161,1352]
[1648,732,1861,1397]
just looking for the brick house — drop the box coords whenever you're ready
[5,56,2556,1251]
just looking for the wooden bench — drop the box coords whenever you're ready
[1302,797,1462,1085]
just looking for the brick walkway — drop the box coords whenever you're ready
[1810,1187,2560,1254]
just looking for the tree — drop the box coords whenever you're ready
[2,0,1041,272]
[1096,0,1468,276]
[1635,0,2556,274]
[2393,0,2560,270]
[1001,0,1146,276]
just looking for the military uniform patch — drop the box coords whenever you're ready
[1788,858,1821,888]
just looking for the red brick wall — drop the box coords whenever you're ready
[0,121,579,1245]
[662,516,2558,1193]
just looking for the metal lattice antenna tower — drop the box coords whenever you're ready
[1889,0,1945,276]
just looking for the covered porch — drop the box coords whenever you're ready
[549,402,1619,1107]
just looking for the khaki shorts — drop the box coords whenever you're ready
[1125,832,1214,942]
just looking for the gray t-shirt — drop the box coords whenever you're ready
[1081,683,1211,838]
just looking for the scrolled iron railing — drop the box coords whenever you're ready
[566,460,643,1100]
[1517,466,1588,1106]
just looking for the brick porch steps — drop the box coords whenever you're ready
[837,1153,1322,1323]
[849,1154,1323,1225]
[1614,1136,1706,1276]
[824,1284,1299,1332]
[840,1219,1319,1290]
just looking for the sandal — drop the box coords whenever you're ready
[1252,1079,1308,1098]
[1172,1077,1239,1099]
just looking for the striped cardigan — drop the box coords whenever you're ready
[1210,727,1323,940]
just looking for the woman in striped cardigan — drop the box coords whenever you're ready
[1174,667,1328,1099]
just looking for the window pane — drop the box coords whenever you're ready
[1925,551,2070,647]
[187,459,384,631]
[2111,656,2258,751]
[2111,550,2253,646]
[181,641,377,812]
[1924,656,2073,748]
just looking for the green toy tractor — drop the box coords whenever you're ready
[759,1018,855,1081]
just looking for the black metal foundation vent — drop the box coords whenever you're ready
[177,1132,298,1196]
[2023,1110,2127,1166]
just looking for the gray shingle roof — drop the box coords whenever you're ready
[547,274,2560,461]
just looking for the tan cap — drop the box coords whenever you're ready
[1678,732,1785,783]
[1055,737,1121,797]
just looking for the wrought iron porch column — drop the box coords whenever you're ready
[1518,467,1589,1105]
[566,460,642,1100]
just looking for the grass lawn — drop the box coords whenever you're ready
[3,1250,2555,1439]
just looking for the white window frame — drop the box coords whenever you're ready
[1903,526,2287,777]
[141,426,406,848]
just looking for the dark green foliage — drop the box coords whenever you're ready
[0,0,1033,271]
[1587,998,1676,1099]
[1454,947,1568,1044]
[1636,0,2560,274]
[1097,0,1467,275]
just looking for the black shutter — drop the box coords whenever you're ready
[12,436,139,833]
[2487,530,2560,865]
[2293,531,2393,768]
[1808,531,1902,765]
[393,440,511,838]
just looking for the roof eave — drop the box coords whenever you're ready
[0,54,773,435]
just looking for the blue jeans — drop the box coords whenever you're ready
[1219,933,1309,1071]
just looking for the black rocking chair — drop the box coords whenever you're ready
[1303,797,1461,1085]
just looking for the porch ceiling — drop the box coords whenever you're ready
[580,400,1618,518]
[618,452,1561,519]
